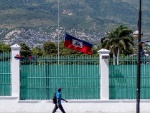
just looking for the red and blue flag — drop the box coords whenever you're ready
[64,34,93,55]
[14,54,21,59]
[28,56,35,60]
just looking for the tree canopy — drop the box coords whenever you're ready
[99,25,135,64]
[100,25,134,56]
[0,43,10,52]
[20,43,32,57]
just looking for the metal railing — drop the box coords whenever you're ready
[109,56,150,99]
[0,52,11,96]
[20,55,100,100]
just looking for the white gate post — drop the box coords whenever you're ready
[98,49,110,100]
[11,44,21,98]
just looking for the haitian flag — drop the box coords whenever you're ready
[14,54,21,59]
[28,56,35,60]
[64,34,93,55]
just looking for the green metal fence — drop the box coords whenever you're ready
[0,52,11,96]
[20,55,99,100]
[109,56,150,99]
[20,55,150,100]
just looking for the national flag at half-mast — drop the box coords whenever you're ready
[64,33,93,55]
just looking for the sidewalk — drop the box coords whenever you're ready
[0,111,150,113]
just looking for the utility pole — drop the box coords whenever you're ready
[136,0,142,113]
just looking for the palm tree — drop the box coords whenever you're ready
[100,25,134,65]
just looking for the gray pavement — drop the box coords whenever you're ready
[0,111,150,113]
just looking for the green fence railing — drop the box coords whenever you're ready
[0,52,11,96]
[20,55,99,100]
[109,56,150,99]
[20,55,150,100]
[109,65,136,99]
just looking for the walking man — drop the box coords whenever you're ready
[52,88,68,113]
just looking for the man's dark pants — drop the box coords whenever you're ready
[52,104,66,113]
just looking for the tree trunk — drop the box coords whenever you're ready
[112,49,116,65]
[117,48,120,65]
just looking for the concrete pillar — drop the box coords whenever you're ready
[98,49,110,100]
[11,44,21,98]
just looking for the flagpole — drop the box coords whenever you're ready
[57,0,60,65]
